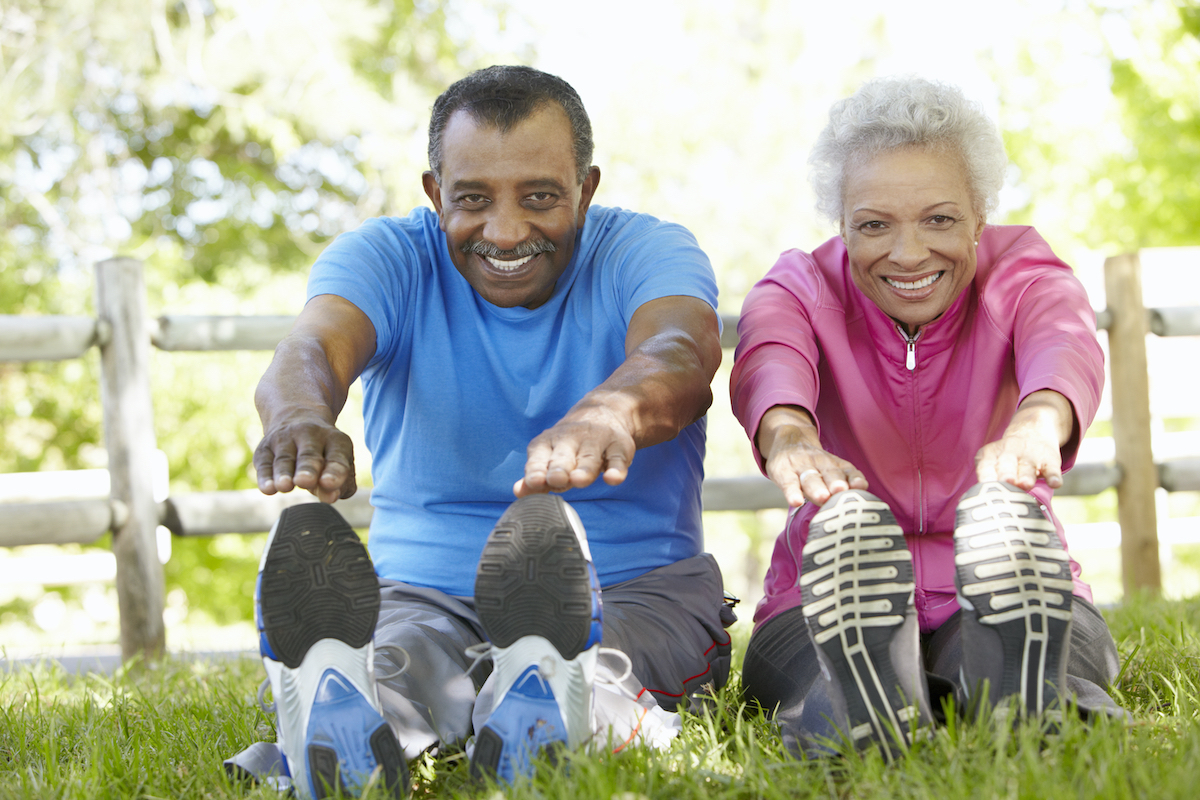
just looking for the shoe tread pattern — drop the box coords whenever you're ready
[474,495,592,658]
[369,725,409,797]
[259,504,380,669]
[800,490,920,749]
[306,745,345,799]
[469,728,504,781]
[954,481,1072,712]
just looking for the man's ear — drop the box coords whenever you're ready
[422,171,445,229]
[575,165,601,226]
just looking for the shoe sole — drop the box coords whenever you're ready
[955,481,1073,715]
[257,504,407,798]
[474,494,598,659]
[469,663,568,784]
[800,490,923,751]
[258,504,380,669]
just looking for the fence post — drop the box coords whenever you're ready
[1103,252,1162,596]
[96,257,166,661]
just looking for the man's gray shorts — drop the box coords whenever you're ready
[373,552,736,759]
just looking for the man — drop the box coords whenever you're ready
[229,66,734,798]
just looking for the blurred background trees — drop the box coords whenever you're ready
[1001,0,1200,251]
[2,0,1198,642]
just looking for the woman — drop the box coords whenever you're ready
[730,76,1124,757]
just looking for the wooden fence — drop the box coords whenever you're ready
[3,254,1200,663]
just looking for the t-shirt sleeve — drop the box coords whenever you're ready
[591,212,718,325]
[306,217,423,366]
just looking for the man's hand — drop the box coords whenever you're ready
[975,389,1075,491]
[253,295,375,505]
[254,412,357,503]
[514,401,636,497]
[758,405,867,506]
[513,295,721,499]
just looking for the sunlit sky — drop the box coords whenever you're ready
[499,0,1113,128]
[456,0,1125,275]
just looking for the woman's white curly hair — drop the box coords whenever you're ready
[809,76,1008,222]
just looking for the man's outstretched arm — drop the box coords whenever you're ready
[254,294,376,503]
[515,295,722,496]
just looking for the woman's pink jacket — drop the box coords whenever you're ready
[730,225,1105,632]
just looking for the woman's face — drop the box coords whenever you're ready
[841,146,985,335]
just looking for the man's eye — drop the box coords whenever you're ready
[528,192,554,203]
[459,195,487,205]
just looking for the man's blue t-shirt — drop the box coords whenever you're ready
[307,205,718,597]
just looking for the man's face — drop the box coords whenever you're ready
[423,105,599,309]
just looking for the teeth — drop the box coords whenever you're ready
[485,254,534,271]
[885,272,942,290]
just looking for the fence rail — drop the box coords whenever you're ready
[1,253,1196,662]
[7,303,1200,362]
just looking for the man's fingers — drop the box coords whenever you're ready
[270,445,299,493]
[254,441,281,494]
[292,444,327,490]
[601,449,630,486]
[568,446,605,487]
[318,458,356,502]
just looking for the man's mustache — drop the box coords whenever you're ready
[461,238,557,259]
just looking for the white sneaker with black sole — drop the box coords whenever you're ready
[470,494,602,784]
[800,489,931,759]
[256,503,408,798]
[954,481,1074,719]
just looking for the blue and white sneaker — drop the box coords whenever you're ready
[256,503,408,798]
[469,494,602,784]
[954,481,1074,719]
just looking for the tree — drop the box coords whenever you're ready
[0,0,526,476]
[998,0,1200,253]
[0,0,526,632]
[1096,0,1200,249]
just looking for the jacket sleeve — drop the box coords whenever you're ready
[982,229,1105,470]
[729,250,824,472]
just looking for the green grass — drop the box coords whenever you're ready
[3,595,1200,799]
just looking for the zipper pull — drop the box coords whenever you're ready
[906,338,916,371]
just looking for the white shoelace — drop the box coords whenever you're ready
[374,643,412,681]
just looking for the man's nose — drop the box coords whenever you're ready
[482,202,532,251]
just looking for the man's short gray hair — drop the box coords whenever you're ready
[809,76,1008,222]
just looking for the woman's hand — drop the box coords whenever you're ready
[757,405,868,506]
[975,390,1076,491]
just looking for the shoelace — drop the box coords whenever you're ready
[256,644,413,715]
[374,643,412,681]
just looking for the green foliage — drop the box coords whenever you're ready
[0,0,518,482]
[0,0,530,635]
[1092,1,1200,249]
[1000,0,1200,253]
[3,596,1200,799]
